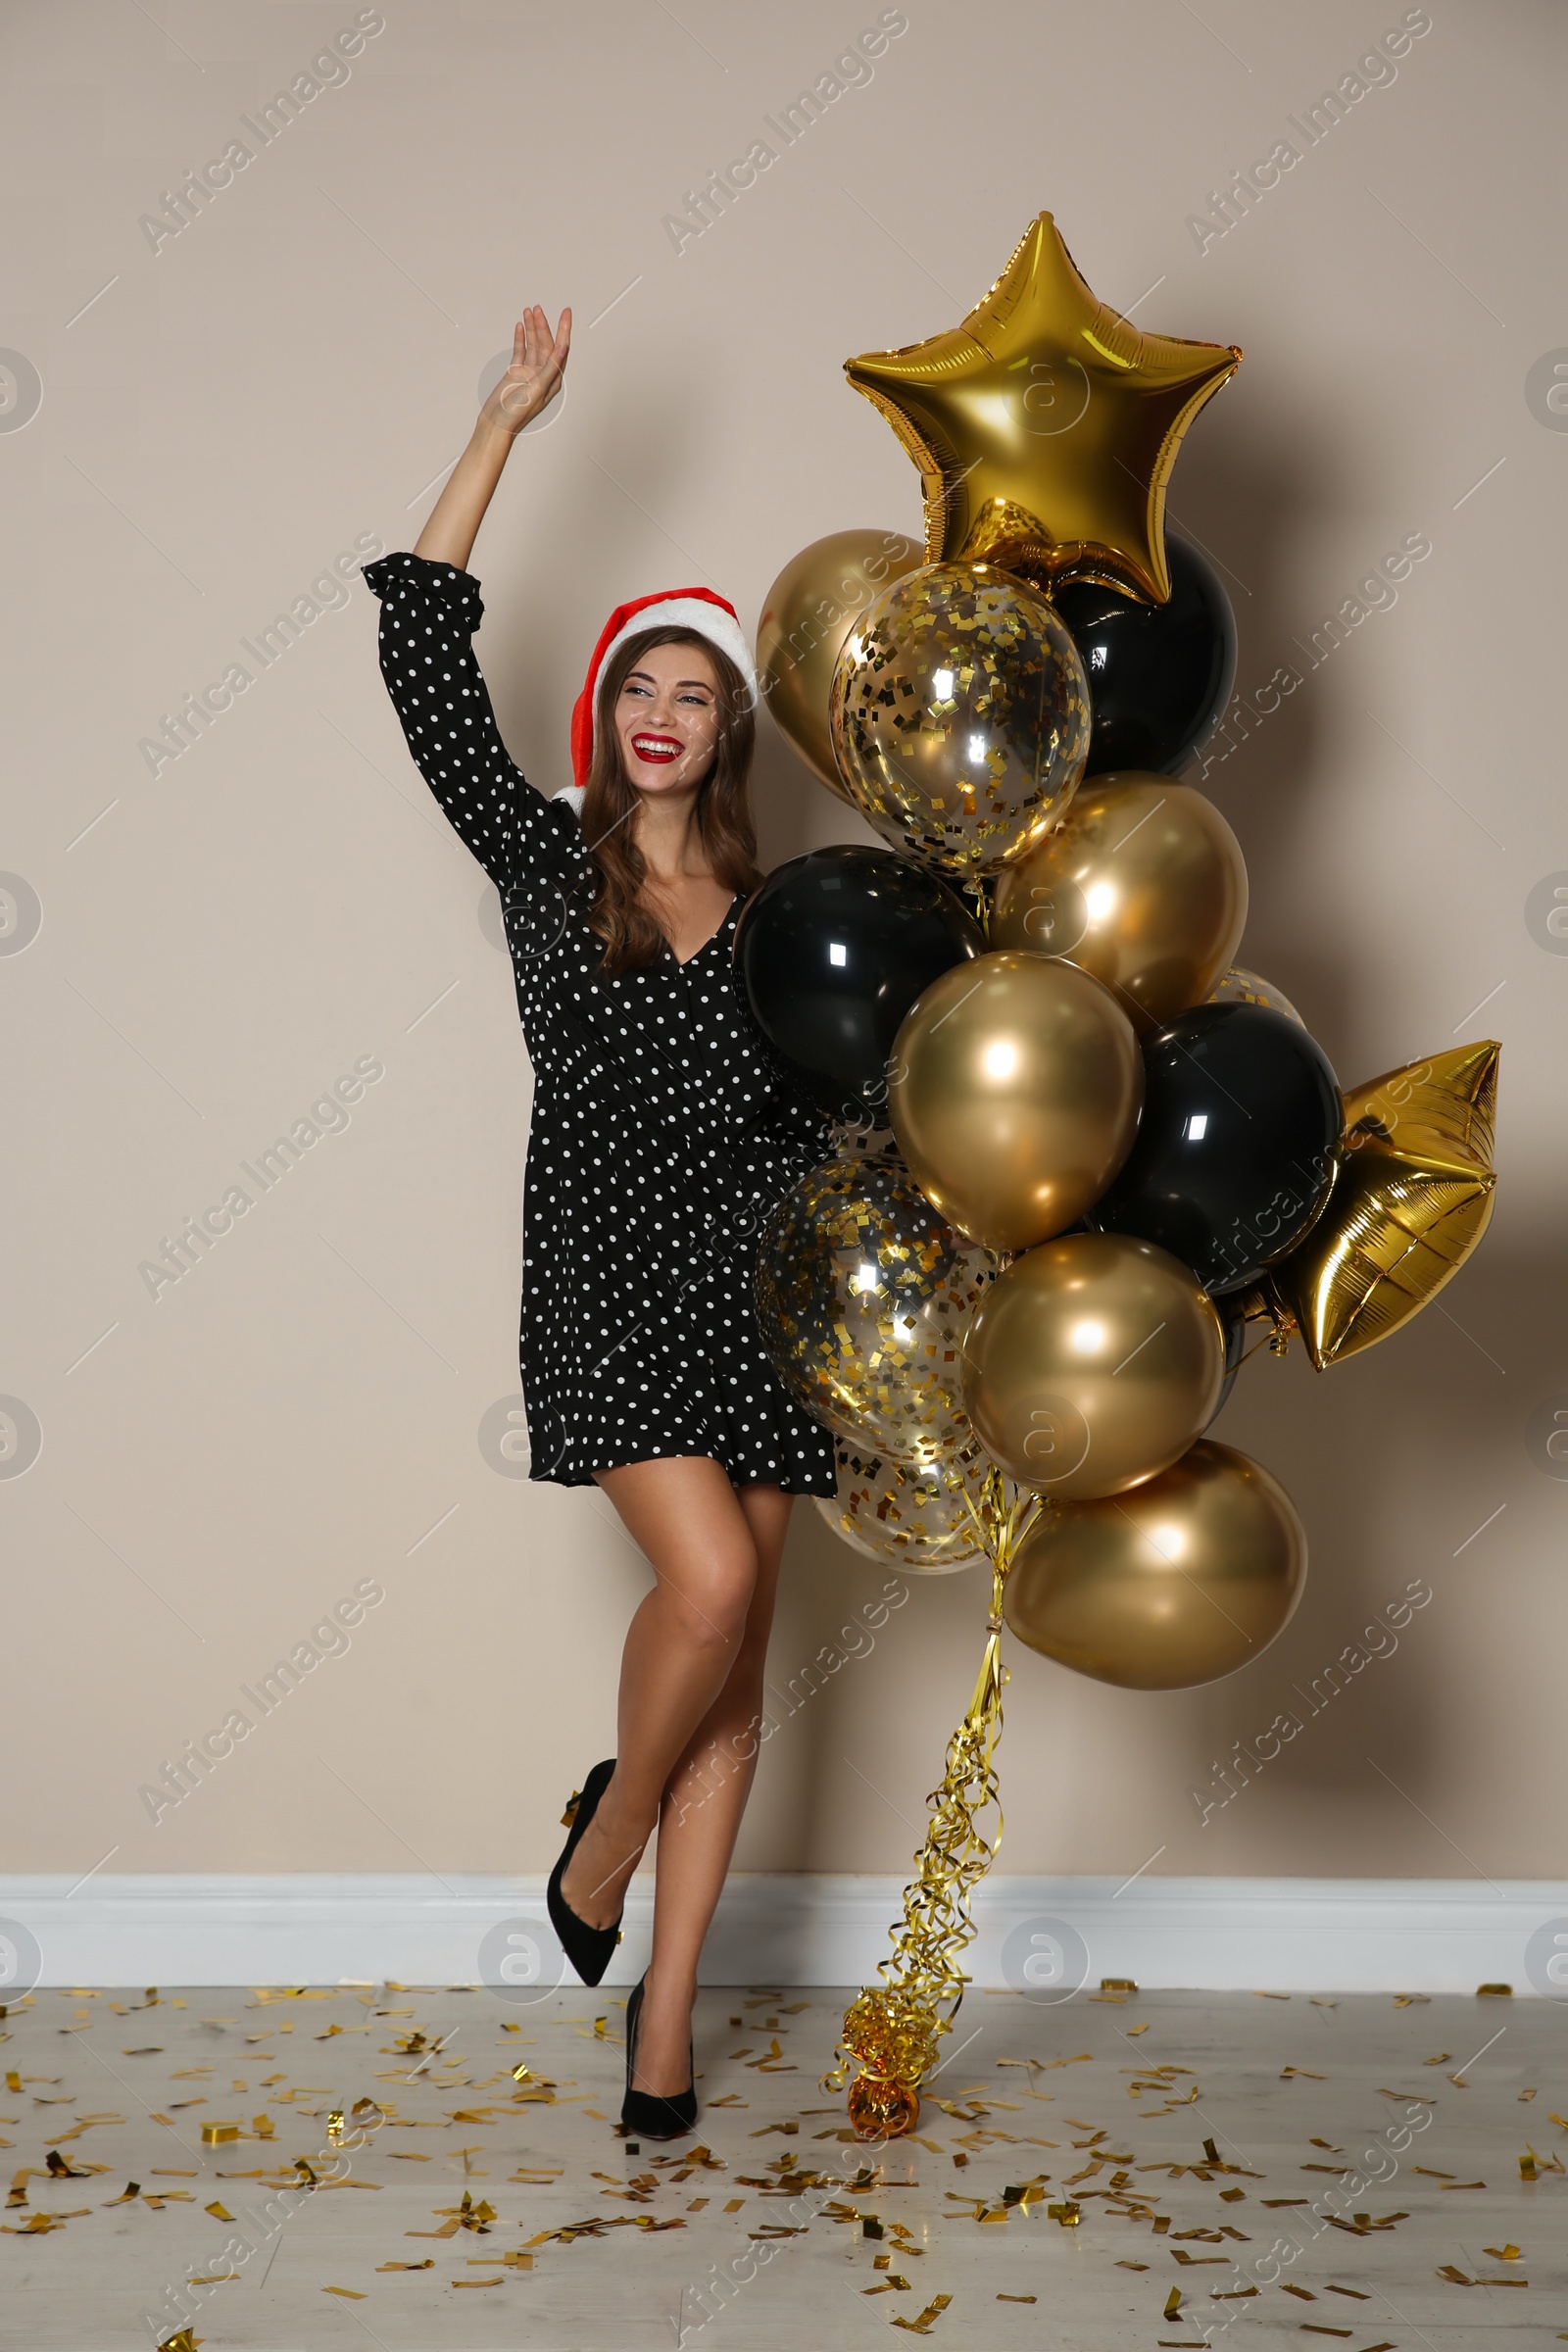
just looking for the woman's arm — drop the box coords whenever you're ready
[413,304,571,569]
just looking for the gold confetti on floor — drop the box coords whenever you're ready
[0,1984,1561,2342]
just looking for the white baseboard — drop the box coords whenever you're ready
[4,1875,1566,1994]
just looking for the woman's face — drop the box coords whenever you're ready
[612,640,722,796]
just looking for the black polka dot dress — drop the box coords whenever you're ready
[364,552,837,1494]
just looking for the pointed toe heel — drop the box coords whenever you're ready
[546,1757,622,1987]
[620,1974,698,2142]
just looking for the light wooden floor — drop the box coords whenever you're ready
[2,1983,1563,2348]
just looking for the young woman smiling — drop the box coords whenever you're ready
[364,308,834,2140]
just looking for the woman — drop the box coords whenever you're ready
[364,308,835,2142]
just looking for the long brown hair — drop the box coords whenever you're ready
[580,624,760,976]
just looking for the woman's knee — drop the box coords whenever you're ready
[660,1543,758,1650]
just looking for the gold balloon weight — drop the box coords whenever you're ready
[829,562,1090,877]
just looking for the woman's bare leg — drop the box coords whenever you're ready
[558,1461,792,2099]
[561,1458,765,1930]
[636,1484,792,2094]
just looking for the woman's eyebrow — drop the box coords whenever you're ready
[623,667,714,691]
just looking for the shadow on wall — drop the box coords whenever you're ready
[765,1220,1557,1872]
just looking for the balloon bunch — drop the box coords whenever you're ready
[740,215,1500,2135]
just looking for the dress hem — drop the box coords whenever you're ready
[528,1445,834,1496]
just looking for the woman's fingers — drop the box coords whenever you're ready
[490,306,570,430]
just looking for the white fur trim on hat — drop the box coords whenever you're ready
[597,596,758,708]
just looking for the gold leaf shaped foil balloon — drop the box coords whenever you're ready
[1270,1040,1499,1369]
[889,951,1143,1252]
[961,1233,1225,1498]
[829,562,1090,877]
[816,1439,990,1574]
[1004,1440,1306,1690]
[844,212,1241,604]
[756,1155,991,1464]
[755,528,924,801]
[991,773,1248,1032]
[1206,964,1303,1026]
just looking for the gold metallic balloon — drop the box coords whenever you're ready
[1270,1041,1499,1369]
[845,212,1241,605]
[757,1155,991,1464]
[992,774,1248,1031]
[1004,1440,1306,1690]
[1206,965,1303,1026]
[755,528,924,801]
[816,1439,989,1574]
[888,951,1143,1252]
[962,1234,1224,1499]
[829,563,1090,877]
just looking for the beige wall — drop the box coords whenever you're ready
[4,0,1563,1888]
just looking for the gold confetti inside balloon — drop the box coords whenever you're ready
[756,528,924,801]
[991,773,1248,1031]
[1270,1040,1499,1368]
[889,951,1143,1252]
[757,1156,991,1464]
[844,212,1241,604]
[848,2070,921,2139]
[1206,964,1303,1026]
[829,562,1090,877]
[962,1233,1225,1498]
[816,1439,990,1573]
[1004,1440,1306,1690]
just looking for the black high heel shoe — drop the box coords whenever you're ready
[546,1758,622,1987]
[621,1973,697,2141]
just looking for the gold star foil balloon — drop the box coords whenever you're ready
[845,213,1242,604]
[1270,1040,1499,1368]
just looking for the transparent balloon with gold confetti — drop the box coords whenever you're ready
[815,1438,992,1573]
[756,1153,991,1465]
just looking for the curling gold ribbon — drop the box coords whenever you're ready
[828,1464,1040,2135]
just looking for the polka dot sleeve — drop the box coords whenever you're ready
[362,551,578,889]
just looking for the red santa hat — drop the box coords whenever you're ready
[567,587,758,790]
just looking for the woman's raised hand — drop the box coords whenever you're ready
[482,305,572,438]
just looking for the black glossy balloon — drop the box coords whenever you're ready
[736,846,983,1117]
[1054,529,1238,777]
[1088,1004,1342,1296]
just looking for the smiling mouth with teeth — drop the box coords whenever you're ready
[630,734,684,763]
